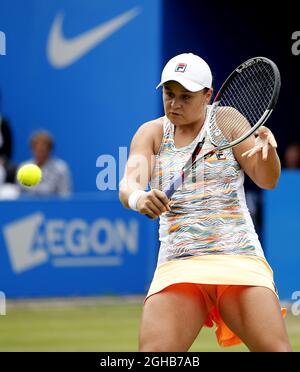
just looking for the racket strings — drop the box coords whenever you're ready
[220,65,274,137]
[209,61,276,146]
[235,63,274,121]
[233,63,274,121]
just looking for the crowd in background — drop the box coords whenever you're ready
[0,104,72,199]
[1,91,299,207]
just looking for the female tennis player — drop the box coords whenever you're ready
[119,53,292,352]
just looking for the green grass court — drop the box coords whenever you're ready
[1,298,299,352]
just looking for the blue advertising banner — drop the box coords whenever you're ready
[0,0,162,192]
[264,171,300,301]
[0,197,158,298]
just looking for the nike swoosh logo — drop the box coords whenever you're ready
[47,7,140,68]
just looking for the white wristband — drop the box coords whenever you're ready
[128,190,146,211]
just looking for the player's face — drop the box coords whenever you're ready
[163,81,212,126]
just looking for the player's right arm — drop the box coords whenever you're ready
[119,119,171,219]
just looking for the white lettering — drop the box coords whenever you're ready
[0,291,6,315]
[90,219,113,254]
[291,31,300,56]
[114,219,138,254]
[46,220,66,256]
[96,154,116,190]
[65,219,89,255]
[0,31,6,55]
[291,291,300,316]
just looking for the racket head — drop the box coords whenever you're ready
[208,57,281,149]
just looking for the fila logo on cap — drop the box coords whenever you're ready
[175,63,187,72]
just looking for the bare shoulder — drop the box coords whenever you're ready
[217,106,244,120]
[136,117,164,136]
[133,117,164,154]
[217,106,251,141]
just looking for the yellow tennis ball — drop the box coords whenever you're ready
[17,164,42,187]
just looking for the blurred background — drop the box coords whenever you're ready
[0,0,299,351]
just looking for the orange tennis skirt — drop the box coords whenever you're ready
[144,255,286,347]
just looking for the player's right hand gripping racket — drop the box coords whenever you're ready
[165,56,281,199]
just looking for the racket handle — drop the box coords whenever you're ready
[165,188,174,199]
[165,174,183,199]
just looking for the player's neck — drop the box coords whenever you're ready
[175,113,206,137]
[173,117,206,148]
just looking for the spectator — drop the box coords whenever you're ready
[284,142,300,169]
[19,130,72,197]
[0,92,19,199]
[0,113,12,160]
[0,90,17,182]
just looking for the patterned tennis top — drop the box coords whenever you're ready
[150,110,264,265]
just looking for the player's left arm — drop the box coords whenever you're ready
[233,126,280,189]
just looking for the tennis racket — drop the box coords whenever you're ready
[165,56,281,199]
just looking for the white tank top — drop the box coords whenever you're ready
[150,109,264,265]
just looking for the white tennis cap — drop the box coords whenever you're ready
[156,53,212,92]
